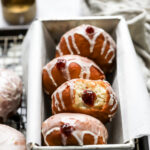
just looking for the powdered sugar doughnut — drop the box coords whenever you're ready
[0,69,22,122]
[0,124,26,150]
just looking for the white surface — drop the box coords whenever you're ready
[0,0,82,28]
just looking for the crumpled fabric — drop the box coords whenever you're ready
[82,0,150,93]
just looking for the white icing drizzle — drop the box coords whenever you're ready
[106,86,116,107]
[44,59,58,87]
[104,35,116,63]
[82,131,98,144]
[106,85,118,113]
[71,34,80,54]
[56,45,63,56]
[56,24,116,64]
[42,113,108,146]
[43,55,103,87]
[58,85,67,110]
[44,127,101,146]
[102,136,106,143]
[45,127,60,146]
[108,93,114,106]
[66,80,74,99]
[108,51,115,64]
[61,130,99,146]
[110,100,118,112]
[105,48,114,59]
[108,114,114,118]
[52,80,75,111]
[53,92,61,111]
[64,34,74,54]
[61,133,67,146]
[71,131,83,145]
[101,35,107,55]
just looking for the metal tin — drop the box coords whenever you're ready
[22,16,137,150]
[1,0,36,25]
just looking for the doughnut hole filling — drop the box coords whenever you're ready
[74,80,107,109]
[56,59,66,70]
[60,123,75,136]
[86,26,94,34]
[82,90,96,106]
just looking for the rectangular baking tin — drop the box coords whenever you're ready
[23,16,135,150]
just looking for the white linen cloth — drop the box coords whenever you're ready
[82,0,150,147]
[82,0,150,93]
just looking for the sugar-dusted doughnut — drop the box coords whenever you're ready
[0,69,22,122]
[0,124,26,150]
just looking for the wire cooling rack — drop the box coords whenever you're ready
[0,29,27,135]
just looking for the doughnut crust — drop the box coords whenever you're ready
[42,113,108,146]
[56,24,116,73]
[0,69,22,122]
[0,124,26,150]
[52,79,118,123]
[42,55,105,95]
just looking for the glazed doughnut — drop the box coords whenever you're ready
[43,55,105,95]
[0,124,26,150]
[0,69,22,122]
[52,79,118,123]
[42,113,108,146]
[56,24,116,73]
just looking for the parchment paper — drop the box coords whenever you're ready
[22,17,150,148]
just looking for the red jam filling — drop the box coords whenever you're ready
[60,123,75,136]
[56,59,66,70]
[82,90,96,106]
[86,26,94,34]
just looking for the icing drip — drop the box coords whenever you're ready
[67,80,74,99]
[106,86,118,112]
[101,35,107,55]
[89,31,101,53]
[71,34,80,54]
[64,34,74,54]
[108,93,114,106]
[42,113,108,146]
[110,100,118,112]
[53,92,61,111]
[56,24,116,64]
[58,85,67,110]
[44,55,103,87]
[108,52,115,64]
[108,114,114,122]
[105,48,114,59]
[71,130,99,145]
[61,133,67,146]
[44,59,58,87]
[45,127,101,146]
[52,80,75,111]
[56,44,63,56]
[107,86,115,106]
[45,127,60,146]
[103,35,116,63]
